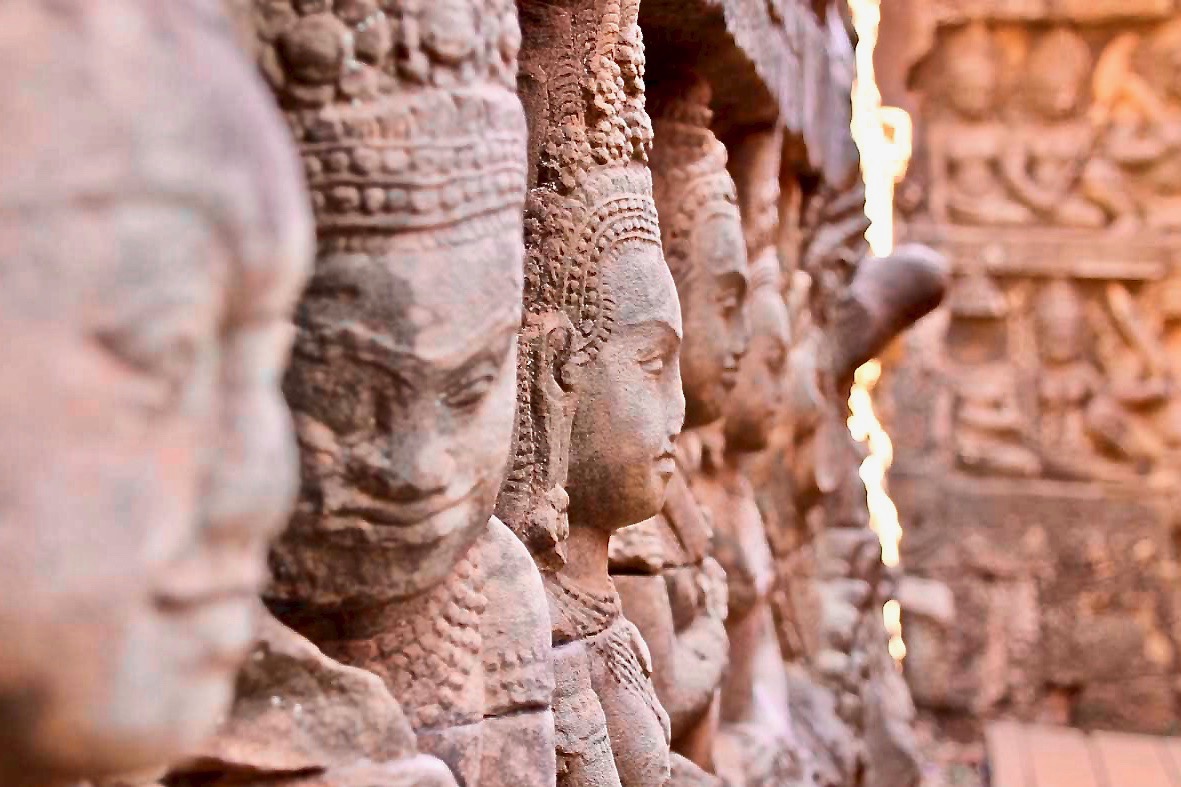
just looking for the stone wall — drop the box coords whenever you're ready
[0,2,944,786]
[878,0,1181,735]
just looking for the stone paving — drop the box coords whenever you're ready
[985,721,1181,787]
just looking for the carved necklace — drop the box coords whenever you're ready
[323,542,487,732]
[546,573,664,723]
[546,571,621,642]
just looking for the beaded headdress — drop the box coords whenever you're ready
[252,0,527,252]
[649,78,742,288]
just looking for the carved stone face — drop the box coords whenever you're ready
[0,4,312,781]
[947,57,997,120]
[566,240,686,530]
[1027,34,1089,121]
[1035,282,1086,365]
[679,211,750,427]
[272,230,523,604]
[1030,75,1081,120]
[723,285,791,453]
[0,204,309,781]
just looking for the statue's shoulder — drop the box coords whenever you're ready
[480,516,555,715]
[169,609,421,784]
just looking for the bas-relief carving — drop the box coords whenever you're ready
[171,1,553,785]
[706,260,817,787]
[607,78,748,779]
[749,181,868,787]
[900,11,1181,469]
[752,170,946,783]
[0,3,313,785]
[921,17,1181,233]
[886,0,1181,735]
[940,271,1178,484]
[944,273,1044,479]
[506,2,698,785]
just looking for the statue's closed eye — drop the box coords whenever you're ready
[94,318,202,415]
[444,373,496,410]
[640,356,666,375]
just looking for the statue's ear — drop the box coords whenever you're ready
[524,310,579,393]
[557,356,586,391]
[498,310,578,570]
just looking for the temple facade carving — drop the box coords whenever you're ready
[879,0,1181,737]
[0,2,943,786]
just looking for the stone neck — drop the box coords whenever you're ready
[561,518,615,597]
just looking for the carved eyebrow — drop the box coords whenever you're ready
[630,320,682,351]
[327,319,517,376]
[444,332,515,383]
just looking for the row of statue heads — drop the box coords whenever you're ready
[924,17,1181,231]
[0,2,947,786]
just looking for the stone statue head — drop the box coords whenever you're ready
[0,3,313,783]
[652,80,750,429]
[723,250,791,453]
[258,0,528,605]
[1026,28,1091,121]
[499,0,684,555]
[942,22,999,121]
[1035,279,1087,365]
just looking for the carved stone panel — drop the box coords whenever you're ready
[885,0,1181,735]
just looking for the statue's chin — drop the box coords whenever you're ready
[22,657,231,785]
[266,509,489,607]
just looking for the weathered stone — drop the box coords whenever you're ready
[169,1,554,784]
[502,1,688,784]
[0,2,312,785]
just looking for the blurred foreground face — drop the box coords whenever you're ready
[0,2,312,783]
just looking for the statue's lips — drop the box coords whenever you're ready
[150,588,256,672]
[333,486,479,545]
[720,367,739,389]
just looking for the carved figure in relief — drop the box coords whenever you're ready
[682,130,813,787]
[744,328,861,787]
[174,2,555,785]
[944,274,1042,478]
[926,23,1033,226]
[1137,278,1181,447]
[1092,19,1181,231]
[0,3,313,785]
[610,78,748,777]
[768,229,944,786]
[1032,280,1155,481]
[506,1,701,784]
[1003,29,1125,229]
